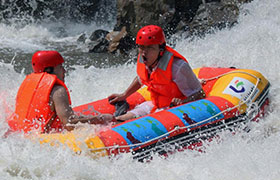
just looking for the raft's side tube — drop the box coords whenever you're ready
[196,67,269,113]
[87,67,270,155]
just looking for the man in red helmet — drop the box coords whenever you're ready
[109,25,205,121]
[8,51,114,134]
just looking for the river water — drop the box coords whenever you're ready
[0,0,280,179]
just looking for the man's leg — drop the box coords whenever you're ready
[115,101,154,122]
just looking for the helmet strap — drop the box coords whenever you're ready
[158,43,166,57]
[44,67,54,74]
[157,45,166,60]
[150,57,160,69]
[147,43,166,70]
[148,50,162,70]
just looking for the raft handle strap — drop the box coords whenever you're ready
[91,71,266,152]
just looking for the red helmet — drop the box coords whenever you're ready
[136,25,166,46]
[32,51,64,73]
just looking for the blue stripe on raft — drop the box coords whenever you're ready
[112,116,168,148]
[167,99,224,127]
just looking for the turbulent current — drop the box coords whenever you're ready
[0,0,280,179]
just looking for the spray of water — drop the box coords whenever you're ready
[0,0,280,179]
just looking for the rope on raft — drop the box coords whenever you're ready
[90,71,264,152]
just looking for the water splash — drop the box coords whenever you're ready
[0,0,280,179]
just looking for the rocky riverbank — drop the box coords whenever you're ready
[0,0,253,56]
[82,0,253,55]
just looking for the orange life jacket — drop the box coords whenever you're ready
[7,73,71,133]
[137,46,189,109]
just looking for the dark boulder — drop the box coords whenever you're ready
[89,29,109,41]
[88,39,110,53]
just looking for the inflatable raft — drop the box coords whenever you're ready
[37,67,270,161]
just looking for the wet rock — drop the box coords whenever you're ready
[88,0,254,55]
[222,0,254,4]
[0,0,116,24]
[77,33,87,43]
[88,27,135,54]
[87,29,110,53]
[118,34,135,54]
[114,0,176,37]
[88,38,109,53]
[89,29,109,41]
[106,26,127,53]
[175,1,240,38]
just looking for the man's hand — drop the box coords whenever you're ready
[170,90,206,107]
[98,114,116,123]
[108,93,126,104]
[170,98,183,107]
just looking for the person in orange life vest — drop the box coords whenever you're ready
[108,25,205,121]
[7,51,114,134]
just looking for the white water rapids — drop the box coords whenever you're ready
[0,0,280,179]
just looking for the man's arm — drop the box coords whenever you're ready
[170,89,205,107]
[51,86,112,131]
[170,58,206,106]
[182,90,205,103]
[108,76,142,104]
